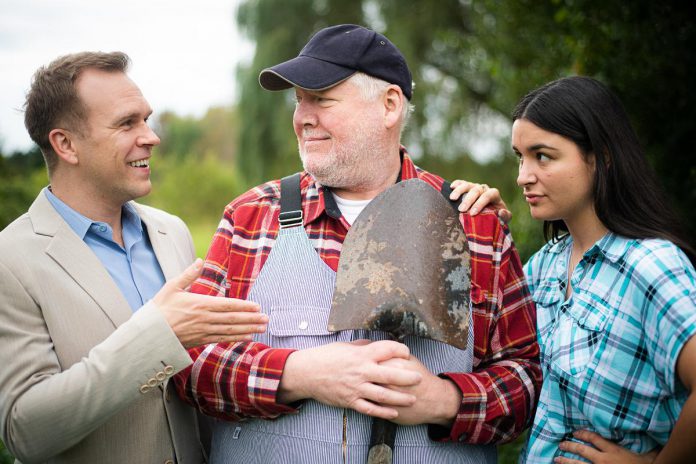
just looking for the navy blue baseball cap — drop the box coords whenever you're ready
[259,24,413,100]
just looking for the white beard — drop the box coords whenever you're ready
[299,119,394,192]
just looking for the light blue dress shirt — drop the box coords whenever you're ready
[45,188,166,312]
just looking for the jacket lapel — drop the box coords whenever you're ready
[30,190,132,328]
[135,203,180,281]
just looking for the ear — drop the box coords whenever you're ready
[383,85,404,130]
[48,128,80,165]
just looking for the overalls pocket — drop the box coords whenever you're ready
[268,306,351,349]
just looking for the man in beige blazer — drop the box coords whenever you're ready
[0,52,268,463]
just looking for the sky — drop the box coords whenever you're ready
[0,0,253,152]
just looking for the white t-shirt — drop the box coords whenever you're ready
[331,192,371,225]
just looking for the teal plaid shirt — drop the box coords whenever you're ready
[522,232,696,463]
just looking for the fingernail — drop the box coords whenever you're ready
[470,208,478,215]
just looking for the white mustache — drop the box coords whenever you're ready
[302,131,330,139]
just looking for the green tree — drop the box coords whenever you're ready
[235,0,695,248]
[156,105,239,164]
[142,105,247,256]
[0,146,47,229]
[234,4,695,460]
[235,0,366,184]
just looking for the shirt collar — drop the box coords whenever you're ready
[303,146,415,225]
[593,232,635,263]
[44,187,93,239]
[44,187,144,242]
[122,201,144,234]
[544,231,634,264]
[544,235,571,254]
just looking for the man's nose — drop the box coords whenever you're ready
[138,123,160,147]
[294,101,318,128]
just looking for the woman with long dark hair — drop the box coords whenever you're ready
[452,76,696,463]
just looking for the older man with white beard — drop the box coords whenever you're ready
[173,24,541,464]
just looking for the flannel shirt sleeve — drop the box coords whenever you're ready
[172,206,299,420]
[431,211,541,445]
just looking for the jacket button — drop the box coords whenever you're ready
[147,378,159,387]
[156,371,167,381]
[164,460,174,464]
[139,385,151,394]
[163,365,175,375]
[298,321,309,330]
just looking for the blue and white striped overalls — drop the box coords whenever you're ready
[209,175,496,464]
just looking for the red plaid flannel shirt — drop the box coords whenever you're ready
[173,151,541,444]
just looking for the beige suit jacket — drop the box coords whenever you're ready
[0,190,206,464]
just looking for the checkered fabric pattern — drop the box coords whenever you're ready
[173,150,541,445]
[522,233,696,463]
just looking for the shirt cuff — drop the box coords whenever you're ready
[428,372,487,443]
[246,347,300,417]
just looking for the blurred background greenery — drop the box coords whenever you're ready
[1,1,694,462]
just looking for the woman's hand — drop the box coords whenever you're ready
[555,430,658,464]
[449,179,512,223]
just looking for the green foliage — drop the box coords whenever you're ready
[0,440,12,464]
[235,0,696,245]
[142,151,244,228]
[142,104,246,255]
[0,146,47,229]
[156,105,239,163]
[235,0,366,185]
[0,3,693,461]
[499,433,526,464]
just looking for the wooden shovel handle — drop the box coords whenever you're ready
[367,418,397,464]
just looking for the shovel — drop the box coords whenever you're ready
[328,179,471,464]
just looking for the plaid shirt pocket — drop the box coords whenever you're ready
[533,282,562,370]
[552,292,609,377]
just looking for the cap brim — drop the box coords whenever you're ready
[259,55,356,92]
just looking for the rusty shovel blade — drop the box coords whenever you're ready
[328,179,471,350]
